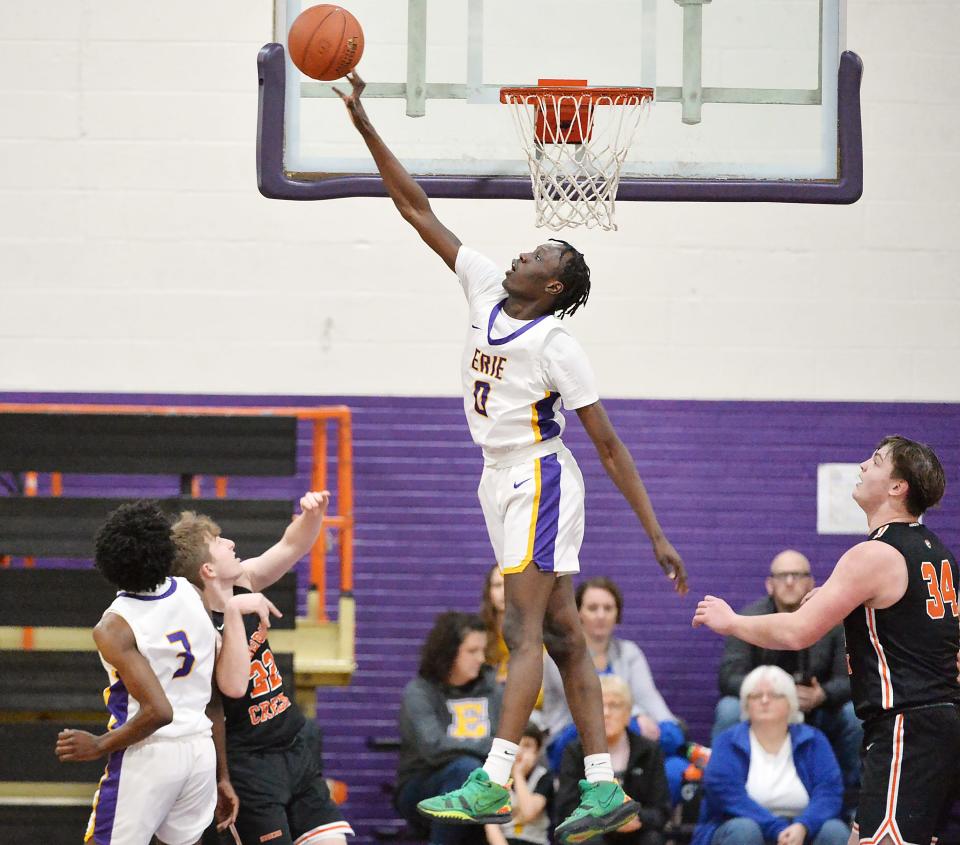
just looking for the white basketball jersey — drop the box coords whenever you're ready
[457,247,599,459]
[98,577,215,739]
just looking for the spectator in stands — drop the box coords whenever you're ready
[480,564,510,685]
[396,612,504,845]
[484,723,554,845]
[692,666,849,845]
[711,550,862,794]
[542,576,692,802]
[558,676,671,845]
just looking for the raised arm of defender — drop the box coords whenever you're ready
[692,540,907,648]
[335,71,461,271]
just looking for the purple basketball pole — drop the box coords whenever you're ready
[256,43,863,205]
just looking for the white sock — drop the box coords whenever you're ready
[584,753,614,783]
[482,738,519,786]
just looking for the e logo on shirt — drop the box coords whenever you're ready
[447,699,490,739]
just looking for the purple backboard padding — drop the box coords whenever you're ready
[4,391,957,841]
[257,44,863,204]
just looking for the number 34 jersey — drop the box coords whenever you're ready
[843,522,960,722]
[456,247,599,462]
[99,577,216,739]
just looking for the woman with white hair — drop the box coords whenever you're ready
[691,666,849,845]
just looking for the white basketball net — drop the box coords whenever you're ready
[501,88,653,231]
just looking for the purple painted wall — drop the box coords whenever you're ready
[3,391,959,842]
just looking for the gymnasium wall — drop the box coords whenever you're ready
[5,389,959,842]
[3,3,960,840]
[2,1,959,401]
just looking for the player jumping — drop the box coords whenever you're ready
[335,72,688,845]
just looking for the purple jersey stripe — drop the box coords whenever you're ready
[92,749,126,845]
[487,300,549,346]
[90,677,130,842]
[105,677,130,731]
[532,454,562,570]
[534,392,561,441]
[118,578,177,601]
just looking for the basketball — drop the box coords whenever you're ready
[288,4,364,81]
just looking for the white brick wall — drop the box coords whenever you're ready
[1,0,958,400]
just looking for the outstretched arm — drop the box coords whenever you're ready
[334,71,461,271]
[240,491,329,592]
[56,614,173,761]
[693,541,901,648]
[576,401,687,594]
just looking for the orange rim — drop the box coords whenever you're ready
[500,85,654,104]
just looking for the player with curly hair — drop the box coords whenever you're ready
[56,500,277,845]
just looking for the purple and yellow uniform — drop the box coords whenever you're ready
[87,576,217,845]
[457,246,599,575]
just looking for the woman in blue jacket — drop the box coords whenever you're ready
[692,666,849,845]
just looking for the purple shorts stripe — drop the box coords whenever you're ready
[532,453,562,570]
[92,749,125,845]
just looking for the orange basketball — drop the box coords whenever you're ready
[288,5,364,82]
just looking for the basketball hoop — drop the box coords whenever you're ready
[500,82,654,231]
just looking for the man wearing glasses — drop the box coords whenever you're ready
[710,550,862,799]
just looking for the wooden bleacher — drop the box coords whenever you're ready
[0,404,355,845]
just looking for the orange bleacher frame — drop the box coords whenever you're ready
[0,403,353,623]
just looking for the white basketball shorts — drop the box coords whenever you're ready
[85,732,216,845]
[478,445,585,575]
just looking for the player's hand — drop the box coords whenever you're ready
[226,592,282,629]
[300,489,330,517]
[215,777,240,831]
[332,71,370,130]
[55,729,104,762]
[653,537,688,595]
[692,595,736,635]
[777,822,807,845]
[795,677,826,712]
[800,586,820,607]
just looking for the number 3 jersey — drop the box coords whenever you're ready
[457,247,599,463]
[211,586,304,752]
[843,522,960,722]
[99,577,216,739]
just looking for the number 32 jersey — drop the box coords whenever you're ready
[457,247,599,461]
[843,522,960,722]
[210,586,305,752]
[99,577,216,739]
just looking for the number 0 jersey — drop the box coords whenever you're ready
[98,577,215,739]
[211,586,304,752]
[843,521,960,722]
[457,247,599,463]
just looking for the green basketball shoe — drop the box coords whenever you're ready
[554,780,640,845]
[416,768,512,825]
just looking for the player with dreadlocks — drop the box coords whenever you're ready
[337,72,688,845]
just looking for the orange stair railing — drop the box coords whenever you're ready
[0,402,353,624]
